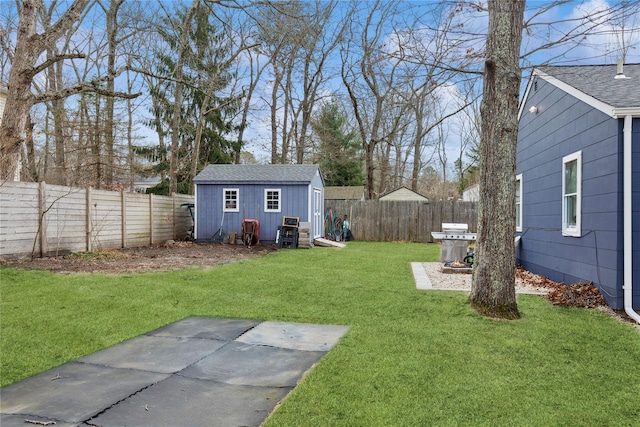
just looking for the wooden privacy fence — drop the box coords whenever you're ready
[0,181,194,258]
[326,200,478,243]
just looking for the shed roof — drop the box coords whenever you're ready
[536,63,640,109]
[194,164,323,184]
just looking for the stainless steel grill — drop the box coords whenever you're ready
[431,223,476,263]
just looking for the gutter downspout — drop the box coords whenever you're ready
[623,115,640,323]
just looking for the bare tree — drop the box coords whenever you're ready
[341,0,407,199]
[0,0,138,182]
[0,0,90,180]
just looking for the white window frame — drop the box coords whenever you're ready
[562,151,581,237]
[515,174,523,232]
[264,188,281,212]
[223,188,239,212]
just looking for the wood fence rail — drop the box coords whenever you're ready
[1,181,194,259]
[326,200,478,243]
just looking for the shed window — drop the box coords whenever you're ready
[264,189,281,212]
[515,174,523,232]
[562,151,581,237]
[224,188,239,212]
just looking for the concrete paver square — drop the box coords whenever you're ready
[236,321,350,351]
[0,362,169,424]
[180,341,325,387]
[90,374,291,427]
[148,316,260,341]
[79,335,225,374]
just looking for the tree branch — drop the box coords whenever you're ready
[31,52,87,77]
[33,66,142,103]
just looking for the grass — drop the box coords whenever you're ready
[1,242,639,426]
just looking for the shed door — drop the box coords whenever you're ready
[313,188,322,238]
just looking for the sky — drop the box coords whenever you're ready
[3,0,639,180]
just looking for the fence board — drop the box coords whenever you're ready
[328,200,477,243]
[0,181,194,258]
[3,181,478,258]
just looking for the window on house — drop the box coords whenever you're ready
[562,151,581,237]
[264,189,281,212]
[223,188,239,212]
[515,174,523,232]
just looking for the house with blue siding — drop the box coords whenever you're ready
[193,164,325,245]
[516,62,640,314]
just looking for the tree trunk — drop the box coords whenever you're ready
[270,55,281,164]
[0,0,39,180]
[169,0,199,194]
[470,0,525,319]
[24,114,37,181]
[104,0,124,187]
[0,0,90,180]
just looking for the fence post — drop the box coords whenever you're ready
[121,189,126,248]
[172,193,176,241]
[149,193,154,245]
[38,181,47,257]
[86,186,92,252]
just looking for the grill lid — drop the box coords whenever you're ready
[441,223,468,233]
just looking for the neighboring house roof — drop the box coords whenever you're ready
[462,184,479,202]
[133,176,162,191]
[379,186,429,202]
[324,186,365,200]
[194,164,323,184]
[521,63,640,119]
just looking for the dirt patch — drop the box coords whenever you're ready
[1,241,278,274]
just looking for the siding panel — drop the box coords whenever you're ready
[517,76,626,308]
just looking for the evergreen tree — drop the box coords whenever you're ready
[144,2,238,195]
[312,102,363,186]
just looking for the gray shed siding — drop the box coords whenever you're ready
[195,183,313,242]
[193,165,325,244]
[516,77,629,309]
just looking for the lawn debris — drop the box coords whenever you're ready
[545,281,608,308]
[516,267,609,309]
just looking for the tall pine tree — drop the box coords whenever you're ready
[312,102,363,186]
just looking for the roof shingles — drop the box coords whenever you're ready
[538,63,640,109]
[194,164,321,183]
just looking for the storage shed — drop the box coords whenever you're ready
[193,164,325,245]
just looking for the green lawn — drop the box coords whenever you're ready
[1,242,639,426]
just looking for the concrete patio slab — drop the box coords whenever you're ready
[89,375,291,427]
[236,320,351,351]
[79,334,225,374]
[180,340,325,387]
[0,362,169,425]
[147,316,259,341]
[0,317,350,427]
